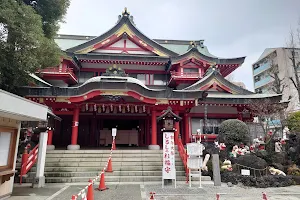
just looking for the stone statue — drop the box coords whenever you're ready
[275,141,282,153]
[269,167,286,176]
[283,126,290,140]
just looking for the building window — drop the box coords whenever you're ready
[183,68,199,73]
[153,74,166,85]
[254,75,261,82]
[255,88,262,94]
[0,128,17,171]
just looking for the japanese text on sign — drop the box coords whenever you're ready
[162,132,176,179]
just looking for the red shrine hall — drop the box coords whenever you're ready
[21,8,281,150]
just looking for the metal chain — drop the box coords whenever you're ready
[204,104,208,134]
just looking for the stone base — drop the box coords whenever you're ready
[46,145,55,150]
[148,145,160,150]
[32,176,45,188]
[67,144,80,150]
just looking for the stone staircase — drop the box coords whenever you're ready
[15,149,211,183]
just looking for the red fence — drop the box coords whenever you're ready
[177,139,188,182]
[20,144,39,184]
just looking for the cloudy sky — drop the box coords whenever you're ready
[59,0,300,91]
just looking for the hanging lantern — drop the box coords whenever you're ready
[119,105,122,112]
[86,104,88,111]
[131,105,134,113]
[98,106,101,113]
[122,105,126,113]
[143,105,146,113]
[89,105,93,112]
[127,105,130,112]
[102,104,105,112]
[110,104,113,112]
[135,105,138,113]
[94,104,97,111]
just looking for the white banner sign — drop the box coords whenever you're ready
[241,169,250,176]
[112,128,117,137]
[187,143,203,156]
[162,132,176,179]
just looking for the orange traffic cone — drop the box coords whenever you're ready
[97,172,108,191]
[149,192,155,200]
[87,179,94,200]
[262,192,268,200]
[216,193,220,200]
[106,158,113,172]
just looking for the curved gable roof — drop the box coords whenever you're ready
[171,47,245,65]
[66,13,177,57]
[183,70,253,95]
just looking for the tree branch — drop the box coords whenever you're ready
[290,77,298,89]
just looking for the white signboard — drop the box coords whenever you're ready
[162,132,176,180]
[187,157,203,169]
[187,143,203,156]
[241,169,250,176]
[112,128,117,137]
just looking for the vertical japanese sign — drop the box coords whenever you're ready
[162,132,176,179]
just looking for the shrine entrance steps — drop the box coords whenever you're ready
[15,150,211,183]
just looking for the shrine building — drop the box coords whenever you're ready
[20,8,281,150]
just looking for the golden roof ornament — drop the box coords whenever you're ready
[190,41,196,47]
[122,7,130,16]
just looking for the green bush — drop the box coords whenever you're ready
[218,119,249,149]
[287,111,300,133]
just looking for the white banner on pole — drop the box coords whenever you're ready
[112,128,117,137]
[162,132,176,180]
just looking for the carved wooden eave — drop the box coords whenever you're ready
[157,106,182,122]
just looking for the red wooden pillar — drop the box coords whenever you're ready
[47,130,53,145]
[174,111,180,145]
[90,115,96,146]
[71,107,80,145]
[184,114,190,144]
[151,110,157,145]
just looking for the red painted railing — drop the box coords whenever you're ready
[177,139,189,182]
[20,144,39,184]
[170,71,202,78]
[39,67,78,81]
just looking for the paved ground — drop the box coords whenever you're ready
[9,183,300,200]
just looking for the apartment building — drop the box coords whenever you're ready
[252,47,300,113]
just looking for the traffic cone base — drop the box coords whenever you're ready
[96,173,108,191]
[87,180,94,200]
[106,158,113,172]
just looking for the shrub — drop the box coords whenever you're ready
[287,111,300,133]
[221,172,294,187]
[287,164,300,176]
[218,119,249,149]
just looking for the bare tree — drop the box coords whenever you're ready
[288,25,300,102]
[267,59,286,94]
[247,98,287,142]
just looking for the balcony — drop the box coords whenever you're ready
[253,62,271,76]
[37,67,78,84]
[254,76,272,89]
[169,71,202,86]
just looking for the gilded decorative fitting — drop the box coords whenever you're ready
[113,64,117,68]
[122,7,130,16]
